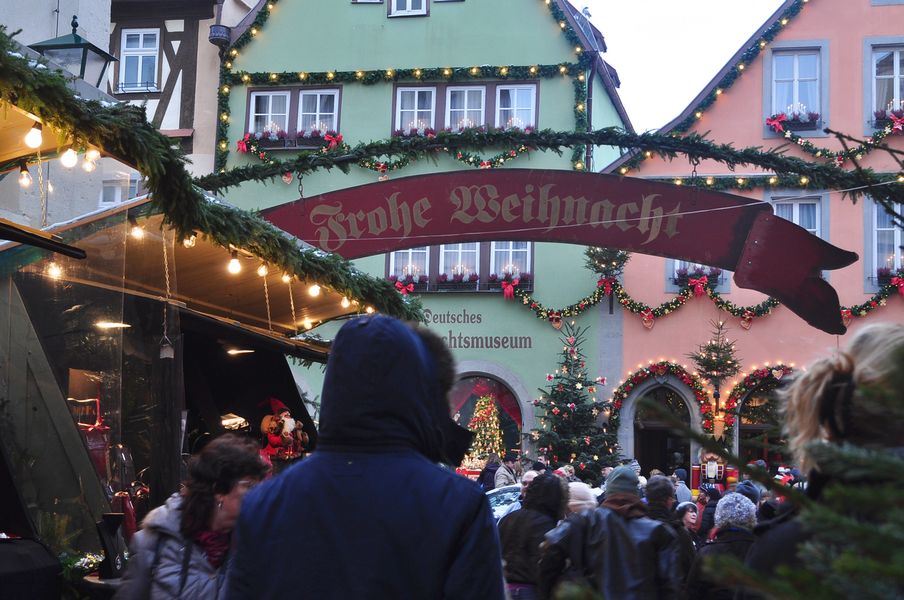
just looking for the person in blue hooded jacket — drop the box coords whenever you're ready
[223,315,505,600]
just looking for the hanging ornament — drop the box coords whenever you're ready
[549,312,563,330]
[281,172,293,185]
[740,310,754,330]
[641,309,655,329]
[841,308,853,327]
[772,368,785,380]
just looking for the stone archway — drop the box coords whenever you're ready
[456,360,535,454]
[616,375,704,469]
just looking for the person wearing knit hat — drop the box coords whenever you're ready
[686,493,758,600]
[604,465,640,495]
[567,481,597,514]
[539,465,681,599]
[697,483,722,542]
[735,479,761,504]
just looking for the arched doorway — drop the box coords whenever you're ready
[633,386,692,476]
[449,375,523,458]
[616,374,703,476]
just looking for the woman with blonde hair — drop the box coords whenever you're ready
[742,322,904,595]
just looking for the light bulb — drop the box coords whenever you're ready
[130,225,145,239]
[341,297,350,308]
[18,165,32,188]
[302,318,313,330]
[47,262,63,279]
[60,148,78,168]
[257,263,269,277]
[24,123,43,148]
[281,273,291,284]
[308,284,321,297]
[183,235,196,248]
[82,158,97,172]
[365,306,374,314]
[85,149,101,162]
[228,251,241,274]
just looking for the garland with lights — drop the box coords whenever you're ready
[766,114,903,165]
[512,277,780,329]
[841,271,904,325]
[198,127,904,222]
[0,28,421,323]
[609,361,713,434]
[215,0,594,172]
[723,364,794,442]
[619,0,810,173]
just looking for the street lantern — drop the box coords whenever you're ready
[29,16,117,89]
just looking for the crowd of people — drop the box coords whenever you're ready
[111,317,904,599]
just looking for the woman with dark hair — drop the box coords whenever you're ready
[115,434,268,599]
[498,473,568,600]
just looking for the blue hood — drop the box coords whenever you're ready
[318,316,468,463]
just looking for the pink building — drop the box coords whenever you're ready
[604,0,904,472]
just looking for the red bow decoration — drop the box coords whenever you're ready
[395,281,414,295]
[891,114,904,132]
[766,113,787,132]
[892,276,904,296]
[841,308,853,327]
[597,277,615,296]
[236,133,251,153]
[640,309,654,329]
[688,275,708,297]
[501,278,520,300]
[324,133,343,149]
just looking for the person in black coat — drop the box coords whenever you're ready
[498,473,568,599]
[224,316,504,600]
[478,453,502,491]
[645,475,696,591]
[697,483,721,542]
[685,492,758,600]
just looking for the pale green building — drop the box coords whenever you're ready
[218,0,632,460]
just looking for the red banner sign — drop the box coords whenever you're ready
[263,169,857,334]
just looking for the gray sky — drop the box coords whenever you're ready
[583,0,785,132]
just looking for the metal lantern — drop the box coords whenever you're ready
[29,16,117,89]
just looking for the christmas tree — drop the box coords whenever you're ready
[584,246,631,278]
[467,395,505,459]
[687,320,742,402]
[533,322,620,484]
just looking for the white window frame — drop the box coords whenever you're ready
[445,87,485,130]
[99,173,140,207]
[389,0,427,16]
[395,87,436,131]
[771,50,820,116]
[248,91,291,135]
[772,198,821,237]
[118,28,160,92]
[389,247,431,279]
[495,85,537,129]
[874,202,903,271]
[439,243,480,277]
[873,47,904,113]
[490,241,531,276]
[297,90,340,133]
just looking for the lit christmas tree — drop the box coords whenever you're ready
[687,320,742,405]
[467,395,505,459]
[533,322,620,484]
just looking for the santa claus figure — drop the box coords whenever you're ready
[260,398,308,461]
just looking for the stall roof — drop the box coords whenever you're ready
[0,197,357,361]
